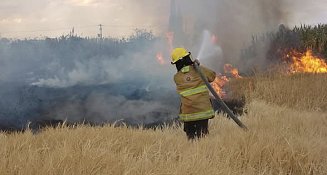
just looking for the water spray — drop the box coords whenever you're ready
[197,30,222,61]
[195,30,248,130]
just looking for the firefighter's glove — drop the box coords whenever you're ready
[194,59,200,66]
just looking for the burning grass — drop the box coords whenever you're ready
[0,74,327,174]
[284,49,327,73]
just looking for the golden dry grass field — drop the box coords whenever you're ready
[0,74,326,175]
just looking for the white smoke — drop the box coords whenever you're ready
[30,39,174,88]
[0,33,179,129]
[165,0,327,71]
[1,0,326,130]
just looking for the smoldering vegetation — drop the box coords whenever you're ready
[0,31,179,131]
[169,0,325,73]
[1,0,325,132]
[239,24,327,73]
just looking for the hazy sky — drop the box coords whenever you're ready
[0,0,170,38]
[0,0,327,38]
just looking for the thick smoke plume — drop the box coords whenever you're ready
[0,0,324,130]
[0,33,179,130]
[169,0,290,71]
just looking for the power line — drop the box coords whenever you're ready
[101,24,157,28]
[0,24,162,39]
[0,25,96,34]
[0,24,159,35]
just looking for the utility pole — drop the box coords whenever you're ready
[70,27,75,37]
[98,24,103,50]
[98,24,103,40]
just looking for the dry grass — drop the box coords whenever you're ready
[228,73,327,111]
[1,74,327,175]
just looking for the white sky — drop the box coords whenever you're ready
[285,1,327,26]
[0,0,170,38]
[0,0,327,39]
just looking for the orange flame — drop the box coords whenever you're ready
[286,50,327,73]
[211,74,229,98]
[224,64,242,78]
[211,64,241,98]
[156,32,174,65]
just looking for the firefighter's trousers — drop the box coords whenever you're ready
[183,119,209,140]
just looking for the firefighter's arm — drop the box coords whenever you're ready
[200,65,216,83]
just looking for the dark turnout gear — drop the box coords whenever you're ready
[174,65,216,122]
[171,48,216,139]
[184,119,209,140]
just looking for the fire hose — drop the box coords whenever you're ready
[193,62,248,131]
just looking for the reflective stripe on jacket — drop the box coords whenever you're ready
[174,65,216,122]
[179,85,208,97]
[179,109,215,122]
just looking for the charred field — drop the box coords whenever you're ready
[0,32,181,132]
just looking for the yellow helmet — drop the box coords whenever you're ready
[171,48,190,64]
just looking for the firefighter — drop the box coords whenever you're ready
[171,48,216,140]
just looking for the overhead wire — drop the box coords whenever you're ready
[0,24,159,35]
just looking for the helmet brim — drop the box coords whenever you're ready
[171,52,191,64]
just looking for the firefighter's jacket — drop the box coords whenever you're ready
[174,65,216,122]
